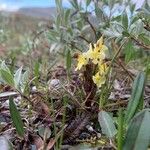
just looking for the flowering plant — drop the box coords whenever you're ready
[76,36,108,88]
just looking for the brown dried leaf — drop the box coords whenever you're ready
[46,138,56,150]
[63,113,90,144]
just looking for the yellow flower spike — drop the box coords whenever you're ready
[92,72,106,88]
[75,53,88,71]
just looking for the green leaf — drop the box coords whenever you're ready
[20,69,29,93]
[122,31,130,37]
[117,109,124,150]
[38,126,51,140]
[55,0,62,11]
[66,49,72,75]
[138,34,150,45]
[130,16,139,25]
[86,0,91,7]
[98,111,117,138]
[125,72,146,124]
[94,4,103,19]
[56,14,61,30]
[123,110,150,150]
[124,39,135,63]
[33,61,40,86]
[9,97,24,137]
[122,11,128,29]
[0,61,11,74]
[64,9,70,25]
[14,66,23,90]
[69,0,79,10]
[0,69,14,87]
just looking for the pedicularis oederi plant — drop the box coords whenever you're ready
[0,0,150,149]
[75,36,108,88]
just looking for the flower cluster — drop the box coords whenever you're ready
[75,36,108,88]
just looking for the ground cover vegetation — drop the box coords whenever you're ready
[0,0,150,149]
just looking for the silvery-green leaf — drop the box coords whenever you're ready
[98,111,117,138]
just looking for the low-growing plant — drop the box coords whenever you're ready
[0,0,150,149]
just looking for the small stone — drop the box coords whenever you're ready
[49,79,60,89]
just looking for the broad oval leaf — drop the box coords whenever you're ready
[125,72,145,124]
[123,110,150,150]
[98,111,117,138]
[9,97,24,137]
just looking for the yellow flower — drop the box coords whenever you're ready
[94,36,103,50]
[86,43,94,59]
[91,36,108,64]
[75,53,88,71]
[92,63,108,87]
[98,63,108,74]
[92,72,106,88]
[75,36,108,72]
[91,50,106,64]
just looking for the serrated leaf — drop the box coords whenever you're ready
[98,111,117,138]
[125,72,146,124]
[9,97,24,137]
[123,110,150,150]
[14,66,23,90]
[0,69,14,87]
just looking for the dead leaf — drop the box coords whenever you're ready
[46,138,56,150]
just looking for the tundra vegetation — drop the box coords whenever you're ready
[0,0,150,150]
